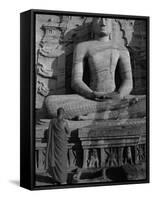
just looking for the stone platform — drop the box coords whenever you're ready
[35,117,146,185]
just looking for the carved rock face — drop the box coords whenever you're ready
[35,15,148,114]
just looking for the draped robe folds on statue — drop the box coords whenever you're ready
[46,118,68,183]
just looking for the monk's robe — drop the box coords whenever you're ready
[46,118,68,183]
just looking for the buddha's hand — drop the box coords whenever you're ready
[91,91,110,101]
[91,91,122,101]
[103,92,122,100]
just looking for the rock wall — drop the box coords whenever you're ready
[129,20,147,95]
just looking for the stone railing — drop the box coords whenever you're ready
[35,118,146,180]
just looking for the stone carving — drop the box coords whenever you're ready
[37,80,49,96]
[80,145,145,170]
[37,63,57,78]
[35,117,146,176]
[35,16,147,183]
[38,47,64,58]
[87,149,99,168]
[35,144,146,173]
[136,144,145,162]
[116,19,135,46]
[71,18,133,99]
[105,148,118,167]
[45,17,146,120]
[46,94,146,119]
[124,146,133,164]
[35,149,46,172]
[64,16,92,45]
[35,142,146,173]
[38,16,67,57]
[36,15,69,108]
[35,15,146,118]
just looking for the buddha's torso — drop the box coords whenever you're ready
[86,41,120,93]
[45,40,146,120]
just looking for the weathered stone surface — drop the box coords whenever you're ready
[35,15,93,109]
[35,15,147,184]
[35,16,146,113]
[35,118,146,174]
[36,117,146,138]
[45,94,146,119]
[129,20,147,95]
[36,15,67,108]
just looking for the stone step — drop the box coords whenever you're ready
[36,118,146,138]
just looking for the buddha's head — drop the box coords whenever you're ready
[92,17,112,38]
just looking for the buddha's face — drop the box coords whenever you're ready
[92,18,112,37]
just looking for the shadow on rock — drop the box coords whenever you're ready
[105,164,143,181]
[36,174,58,184]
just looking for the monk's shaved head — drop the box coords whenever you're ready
[57,107,65,117]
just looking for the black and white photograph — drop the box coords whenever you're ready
[20,9,149,190]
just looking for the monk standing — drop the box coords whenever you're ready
[46,108,70,184]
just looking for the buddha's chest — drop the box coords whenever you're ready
[88,48,119,73]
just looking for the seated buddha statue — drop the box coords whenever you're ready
[45,18,146,120]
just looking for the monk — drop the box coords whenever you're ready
[46,108,70,184]
[45,17,146,120]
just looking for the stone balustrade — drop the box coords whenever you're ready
[35,118,146,181]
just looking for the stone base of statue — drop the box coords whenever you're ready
[35,113,146,185]
[36,94,146,185]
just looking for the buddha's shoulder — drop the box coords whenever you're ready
[75,41,129,53]
[111,43,128,50]
[75,41,93,50]
[116,45,130,57]
[111,44,130,56]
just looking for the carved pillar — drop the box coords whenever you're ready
[37,148,46,172]
[83,148,89,168]
[134,145,140,164]
[100,148,107,168]
[125,146,133,164]
[118,147,124,166]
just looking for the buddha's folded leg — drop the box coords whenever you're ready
[78,109,128,120]
[45,94,146,120]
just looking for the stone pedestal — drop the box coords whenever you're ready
[36,118,146,181]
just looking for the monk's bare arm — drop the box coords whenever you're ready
[64,121,71,136]
[71,43,94,99]
[118,50,133,98]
